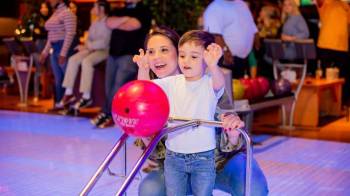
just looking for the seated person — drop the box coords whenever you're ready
[59,0,111,110]
[280,0,309,59]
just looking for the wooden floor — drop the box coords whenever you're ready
[252,107,350,143]
[0,92,100,117]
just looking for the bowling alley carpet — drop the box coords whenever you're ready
[1,110,350,196]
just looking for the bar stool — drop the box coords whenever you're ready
[264,38,316,128]
[3,37,34,107]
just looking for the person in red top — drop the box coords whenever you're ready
[39,0,77,109]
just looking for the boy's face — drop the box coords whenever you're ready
[178,41,206,81]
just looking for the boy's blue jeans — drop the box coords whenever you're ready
[164,149,216,196]
[139,152,269,196]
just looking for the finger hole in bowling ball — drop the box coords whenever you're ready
[124,108,130,114]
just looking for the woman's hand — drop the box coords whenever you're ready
[75,44,87,52]
[281,34,296,41]
[133,49,150,69]
[39,52,48,65]
[221,113,245,145]
[142,159,160,173]
[58,55,67,66]
[204,43,223,69]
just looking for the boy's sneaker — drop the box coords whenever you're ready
[59,95,76,107]
[91,113,107,125]
[73,98,93,110]
[96,115,114,128]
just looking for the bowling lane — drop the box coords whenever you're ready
[1,110,350,196]
[0,110,142,195]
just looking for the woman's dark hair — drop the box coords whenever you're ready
[40,2,53,18]
[63,0,70,6]
[52,0,70,8]
[97,0,110,15]
[179,30,215,49]
[144,26,180,53]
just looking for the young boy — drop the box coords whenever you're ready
[150,30,225,195]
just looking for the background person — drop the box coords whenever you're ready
[203,0,257,79]
[315,0,350,106]
[90,0,151,128]
[32,1,52,101]
[59,0,111,112]
[280,0,309,59]
[39,0,77,109]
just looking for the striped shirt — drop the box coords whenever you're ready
[42,3,77,57]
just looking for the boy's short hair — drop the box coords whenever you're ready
[179,30,215,49]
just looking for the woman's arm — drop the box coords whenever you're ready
[282,16,310,41]
[106,16,141,31]
[39,41,51,65]
[294,16,310,39]
[60,11,77,57]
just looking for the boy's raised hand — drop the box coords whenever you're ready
[133,49,150,69]
[204,43,223,68]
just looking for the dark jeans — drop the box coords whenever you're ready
[50,39,77,103]
[102,55,138,115]
[33,39,48,98]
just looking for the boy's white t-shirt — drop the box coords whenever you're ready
[153,74,224,154]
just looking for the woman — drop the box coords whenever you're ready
[134,26,269,196]
[281,0,309,59]
[34,2,52,52]
[39,0,77,109]
[281,0,309,41]
[33,1,52,101]
[257,5,281,39]
[60,0,111,111]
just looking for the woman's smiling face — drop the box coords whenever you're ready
[146,35,179,78]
